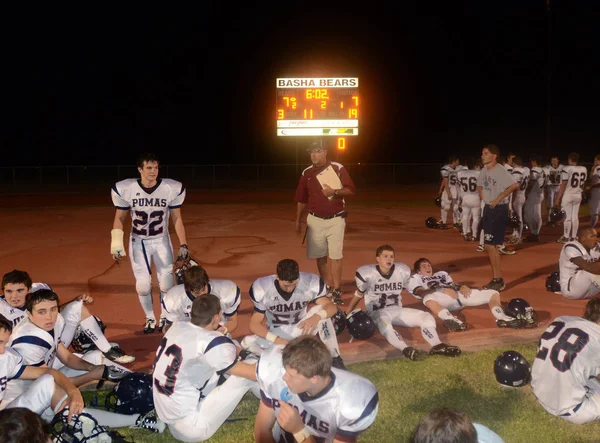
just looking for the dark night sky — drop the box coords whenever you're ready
[1,2,598,166]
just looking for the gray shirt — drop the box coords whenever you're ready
[477,163,516,204]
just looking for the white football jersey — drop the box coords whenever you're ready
[440,164,459,189]
[8,315,65,368]
[544,164,564,187]
[162,280,241,324]
[354,264,411,312]
[111,178,186,240]
[257,345,379,442]
[503,164,514,174]
[532,316,600,416]
[0,297,27,328]
[152,321,238,423]
[558,241,600,290]
[0,347,25,405]
[590,165,600,192]
[560,165,587,195]
[407,271,454,299]
[529,167,545,196]
[511,166,530,196]
[249,273,326,329]
[457,169,480,197]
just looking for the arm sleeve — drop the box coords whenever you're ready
[223,284,241,316]
[111,183,130,209]
[169,182,186,208]
[249,282,266,313]
[10,336,50,367]
[294,174,309,204]
[339,165,356,194]
[336,390,379,440]
[204,336,238,375]
[6,349,25,380]
[354,269,369,293]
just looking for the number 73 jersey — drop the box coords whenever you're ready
[354,264,411,312]
[531,316,600,416]
[111,178,186,239]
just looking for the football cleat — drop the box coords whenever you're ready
[556,236,569,244]
[496,317,521,329]
[329,288,344,305]
[143,318,156,334]
[483,278,506,292]
[158,317,167,332]
[430,343,462,357]
[476,244,485,252]
[133,410,166,434]
[103,346,135,365]
[403,346,421,361]
[332,356,348,371]
[443,318,467,332]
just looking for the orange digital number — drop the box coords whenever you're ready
[305,89,329,99]
[352,96,359,106]
[337,137,346,151]
[340,101,344,109]
[348,109,358,118]
[321,101,326,109]
[303,109,314,119]
[278,109,284,119]
[282,97,297,109]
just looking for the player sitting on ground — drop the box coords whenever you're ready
[162,261,240,336]
[241,259,347,370]
[558,227,600,299]
[0,315,163,433]
[407,258,520,331]
[532,297,600,424]
[346,245,461,361]
[254,335,379,443]
[153,294,257,442]
[0,270,134,364]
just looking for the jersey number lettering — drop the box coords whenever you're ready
[460,176,477,193]
[570,172,587,190]
[154,338,183,396]
[271,311,303,326]
[449,174,457,186]
[372,293,400,311]
[535,321,589,372]
[519,177,529,191]
[132,210,164,236]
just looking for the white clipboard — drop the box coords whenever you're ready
[316,166,343,200]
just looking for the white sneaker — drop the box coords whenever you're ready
[476,245,485,252]
[497,245,516,255]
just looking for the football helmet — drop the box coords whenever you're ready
[434,196,442,207]
[546,271,561,294]
[425,217,438,229]
[71,316,106,354]
[174,256,200,285]
[505,298,538,328]
[549,206,566,224]
[105,372,154,415]
[582,189,591,205]
[508,212,520,229]
[51,409,112,443]
[331,308,346,336]
[346,309,376,340]
[494,350,531,387]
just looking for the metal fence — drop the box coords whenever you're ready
[0,163,444,193]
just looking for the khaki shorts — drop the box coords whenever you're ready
[306,213,346,259]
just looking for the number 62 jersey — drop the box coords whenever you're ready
[111,178,186,239]
[354,264,411,312]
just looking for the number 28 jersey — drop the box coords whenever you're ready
[111,178,186,240]
[532,316,600,416]
[354,264,411,312]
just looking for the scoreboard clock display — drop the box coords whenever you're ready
[276,77,359,136]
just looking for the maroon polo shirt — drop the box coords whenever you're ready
[294,161,356,217]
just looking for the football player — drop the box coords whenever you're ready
[110,152,189,334]
[532,297,600,424]
[346,245,461,360]
[457,158,481,241]
[162,262,240,336]
[407,258,519,331]
[254,335,378,442]
[523,156,546,242]
[543,155,564,225]
[589,154,600,229]
[558,227,600,299]
[241,259,346,369]
[153,294,257,442]
[556,152,587,243]
[437,155,460,229]
[508,156,530,244]
[1,270,134,364]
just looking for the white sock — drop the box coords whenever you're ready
[437,309,455,321]
[491,306,512,321]
[84,408,138,427]
[138,295,155,319]
[159,291,167,319]
[80,316,112,353]
[421,327,442,347]
[380,325,408,351]
[441,210,448,224]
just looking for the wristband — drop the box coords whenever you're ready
[317,310,328,320]
[266,332,278,343]
[294,427,312,442]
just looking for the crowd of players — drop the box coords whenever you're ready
[2,148,600,442]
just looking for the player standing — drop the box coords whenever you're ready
[555,152,587,243]
[508,156,530,244]
[437,155,460,229]
[457,159,481,241]
[543,156,564,225]
[523,156,546,242]
[110,152,189,333]
[589,154,600,229]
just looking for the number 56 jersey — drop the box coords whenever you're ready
[531,316,600,416]
[111,178,186,240]
[354,264,411,312]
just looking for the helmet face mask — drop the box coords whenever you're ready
[331,309,346,335]
[549,206,566,224]
[494,350,531,387]
[51,409,112,443]
[434,196,442,208]
[506,298,538,328]
[346,310,376,340]
[71,316,105,354]
[174,257,200,285]
[508,213,520,229]
[546,271,561,294]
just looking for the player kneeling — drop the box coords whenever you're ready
[153,294,258,442]
[255,335,379,442]
[408,258,520,331]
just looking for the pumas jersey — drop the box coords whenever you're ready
[440,164,459,189]
[560,166,587,195]
[9,315,65,368]
[249,273,326,329]
[407,271,454,299]
[257,345,379,442]
[162,280,241,325]
[0,298,27,327]
[111,178,186,240]
[457,169,480,197]
[354,264,411,312]
[529,167,545,196]
[544,164,564,187]
[532,316,600,416]
[558,241,600,290]
[0,348,25,405]
[512,166,531,196]
[153,321,237,423]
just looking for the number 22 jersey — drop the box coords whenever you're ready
[354,264,411,312]
[111,178,186,240]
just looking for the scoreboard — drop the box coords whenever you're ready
[276,77,359,137]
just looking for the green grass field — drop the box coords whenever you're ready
[82,342,600,443]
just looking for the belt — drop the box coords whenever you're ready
[309,211,347,220]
